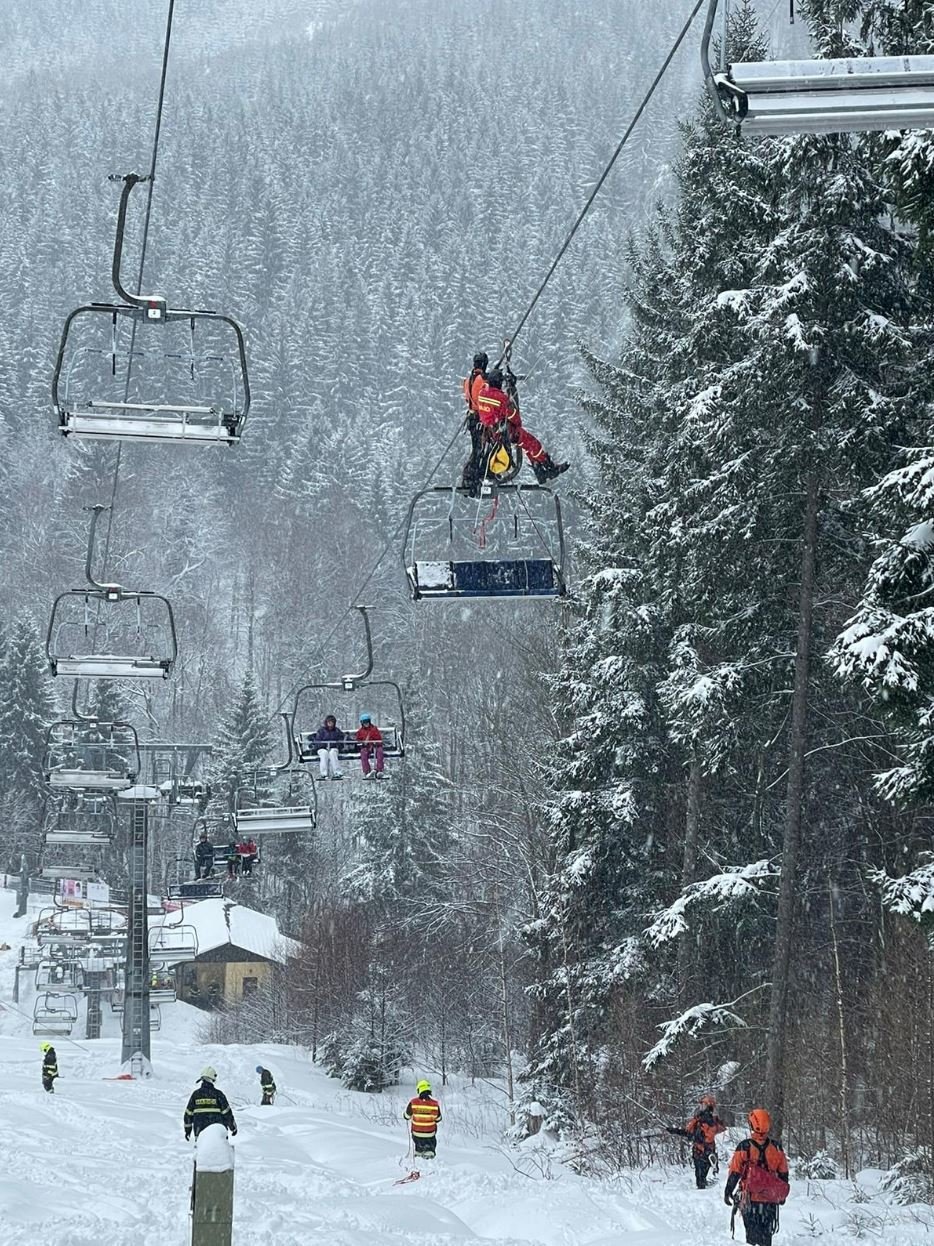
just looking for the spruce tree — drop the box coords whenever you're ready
[208,669,276,813]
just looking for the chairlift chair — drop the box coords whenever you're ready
[53,173,250,445]
[149,1003,163,1031]
[233,767,316,835]
[32,992,79,1036]
[35,960,83,992]
[46,504,178,680]
[702,0,934,135]
[292,607,407,768]
[148,963,177,1003]
[231,715,317,833]
[403,484,568,600]
[148,923,198,962]
[44,719,140,790]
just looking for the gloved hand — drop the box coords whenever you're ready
[724,1191,734,1206]
[184,1130,191,1141]
[230,1127,238,1137]
[665,1126,678,1134]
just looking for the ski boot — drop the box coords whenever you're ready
[532,456,569,484]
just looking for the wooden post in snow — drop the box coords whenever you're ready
[190,1124,234,1246]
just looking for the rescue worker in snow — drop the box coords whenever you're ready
[667,1092,726,1188]
[475,367,568,486]
[356,714,385,779]
[184,1067,238,1140]
[40,1041,58,1093]
[404,1079,442,1158]
[194,829,214,879]
[723,1108,790,1246]
[256,1065,276,1105]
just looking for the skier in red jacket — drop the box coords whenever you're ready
[355,714,385,780]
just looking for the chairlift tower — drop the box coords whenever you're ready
[118,785,158,1074]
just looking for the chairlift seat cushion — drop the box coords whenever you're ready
[413,559,559,597]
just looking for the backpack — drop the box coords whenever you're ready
[743,1139,789,1205]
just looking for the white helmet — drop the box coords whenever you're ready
[200,1066,217,1082]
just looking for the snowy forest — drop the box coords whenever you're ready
[3,0,934,1194]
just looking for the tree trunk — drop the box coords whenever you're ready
[828,880,851,1178]
[677,751,703,996]
[764,470,819,1131]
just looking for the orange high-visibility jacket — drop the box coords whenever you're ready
[404,1095,442,1136]
[727,1134,789,1205]
[683,1110,726,1154]
[463,369,487,413]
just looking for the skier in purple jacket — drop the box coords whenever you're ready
[314,715,344,780]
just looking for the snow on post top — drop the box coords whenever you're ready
[195,1123,235,1173]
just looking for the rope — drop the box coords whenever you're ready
[98,0,177,583]
[501,0,708,359]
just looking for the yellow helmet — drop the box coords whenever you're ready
[416,1079,431,1094]
[488,446,511,476]
[39,1042,52,1053]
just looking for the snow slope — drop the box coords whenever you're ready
[0,888,930,1246]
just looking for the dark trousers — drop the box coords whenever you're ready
[742,1204,778,1246]
[462,421,485,496]
[42,1075,55,1093]
[413,1133,437,1157]
[693,1152,711,1188]
[261,1089,275,1105]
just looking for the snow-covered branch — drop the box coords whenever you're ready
[644,860,775,947]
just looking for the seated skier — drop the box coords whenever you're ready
[356,714,385,780]
[314,714,344,780]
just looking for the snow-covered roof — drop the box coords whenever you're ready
[151,899,300,964]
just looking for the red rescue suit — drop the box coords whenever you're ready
[475,382,546,464]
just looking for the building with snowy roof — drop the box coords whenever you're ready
[150,899,299,1010]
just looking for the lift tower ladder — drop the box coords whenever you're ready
[119,787,157,1073]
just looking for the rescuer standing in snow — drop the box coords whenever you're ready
[40,1041,58,1093]
[404,1079,442,1158]
[184,1067,238,1140]
[724,1108,790,1246]
[256,1065,276,1105]
[667,1092,726,1188]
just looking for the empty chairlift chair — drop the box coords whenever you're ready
[43,791,117,845]
[46,504,178,680]
[233,767,317,835]
[403,484,568,600]
[148,924,199,964]
[44,720,140,791]
[702,0,934,135]
[53,173,250,445]
[32,993,79,1036]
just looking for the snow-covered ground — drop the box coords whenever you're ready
[0,888,930,1246]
